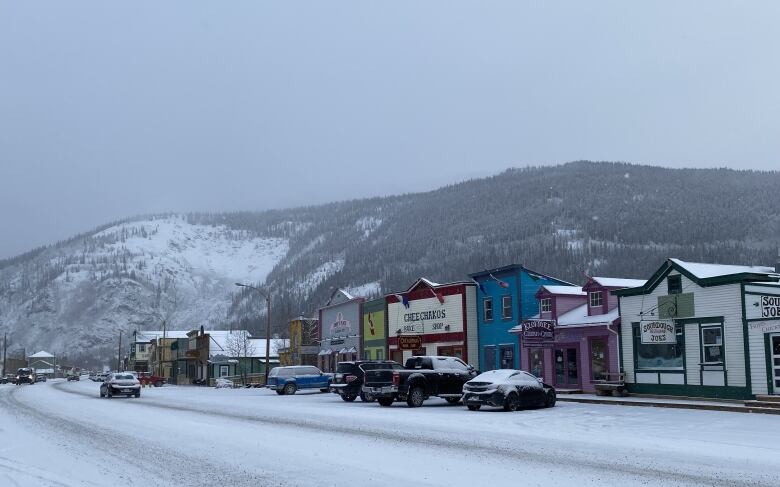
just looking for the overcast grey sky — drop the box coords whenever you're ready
[1,1,779,259]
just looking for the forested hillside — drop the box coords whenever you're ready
[1,161,778,363]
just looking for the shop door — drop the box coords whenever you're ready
[772,334,780,394]
[554,348,579,388]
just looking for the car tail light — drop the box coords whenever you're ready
[345,375,357,383]
[392,371,400,386]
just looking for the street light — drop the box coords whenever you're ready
[235,282,272,384]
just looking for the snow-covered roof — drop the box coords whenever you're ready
[540,285,586,296]
[135,330,191,342]
[670,259,777,279]
[557,304,620,327]
[592,277,647,289]
[28,351,54,358]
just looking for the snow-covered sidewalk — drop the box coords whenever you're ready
[1,380,779,487]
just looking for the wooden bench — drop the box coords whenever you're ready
[592,373,628,397]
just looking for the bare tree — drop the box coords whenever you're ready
[224,330,257,385]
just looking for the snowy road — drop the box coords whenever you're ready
[1,380,778,487]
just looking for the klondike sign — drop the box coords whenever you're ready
[521,320,555,348]
[640,320,676,344]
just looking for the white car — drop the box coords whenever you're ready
[100,372,141,398]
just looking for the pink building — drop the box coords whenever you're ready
[511,277,645,392]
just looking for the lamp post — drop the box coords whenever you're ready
[235,283,272,384]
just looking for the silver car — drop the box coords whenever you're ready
[100,372,141,398]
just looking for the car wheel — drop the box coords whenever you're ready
[545,390,556,408]
[154,380,163,387]
[100,390,105,398]
[360,392,375,403]
[503,392,520,412]
[467,405,481,411]
[378,397,394,407]
[341,394,357,402]
[445,396,461,404]
[134,391,141,398]
[283,383,297,395]
[275,390,285,395]
[107,389,112,398]
[406,387,425,408]
[320,388,329,393]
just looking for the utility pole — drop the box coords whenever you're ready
[160,319,166,378]
[117,330,123,371]
[2,333,6,377]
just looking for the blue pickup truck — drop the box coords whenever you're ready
[267,366,332,395]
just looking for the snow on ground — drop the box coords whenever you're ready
[1,380,778,487]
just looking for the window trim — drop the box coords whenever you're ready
[483,297,494,322]
[501,295,512,320]
[540,298,552,313]
[589,291,603,308]
[632,321,685,371]
[667,274,682,295]
[700,324,725,365]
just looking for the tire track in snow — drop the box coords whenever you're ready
[2,384,280,487]
[52,382,774,487]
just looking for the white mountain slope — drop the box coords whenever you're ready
[0,216,288,358]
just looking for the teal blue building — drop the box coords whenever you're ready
[469,265,573,371]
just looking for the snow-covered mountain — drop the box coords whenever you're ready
[2,161,778,361]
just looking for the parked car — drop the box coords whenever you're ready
[100,372,141,398]
[267,366,332,395]
[1,374,15,384]
[330,360,403,402]
[15,368,36,385]
[462,369,556,411]
[137,372,166,387]
[95,372,110,382]
[35,374,47,383]
[363,356,478,407]
[67,374,80,381]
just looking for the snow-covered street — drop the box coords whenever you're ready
[1,379,778,487]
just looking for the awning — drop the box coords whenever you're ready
[346,347,357,353]
[317,349,332,356]
[338,348,349,354]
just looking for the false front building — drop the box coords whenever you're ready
[386,278,478,367]
[615,258,780,399]
[318,289,364,372]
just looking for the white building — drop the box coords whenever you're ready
[615,258,780,399]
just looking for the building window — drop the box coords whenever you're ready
[375,349,384,360]
[484,298,494,322]
[590,338,608,381]
[633,322,684,369]
[701,326,724,364]
[668,275,682,295]
[501,295,512,319]
[219,365,229,377]
[589,292,603,308]
[540,298,552,313]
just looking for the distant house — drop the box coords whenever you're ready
[28,351,56,376]
[278,316,319,366]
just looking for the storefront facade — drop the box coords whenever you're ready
[743,282,780,395]
[362,298,387,360]
[386,278,478,368]
[318,289,364,373]
[469,265,572,372]
[616,258,780,399]
[513,277,644,392]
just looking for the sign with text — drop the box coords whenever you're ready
[398,335,423,350]
[745,294,780,321]
[640,321,676,344]
[522,320,556,348]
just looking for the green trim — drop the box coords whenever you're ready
[626,383,752,400]
[764,333,773,394]
[613,259,778,297]
[675,316,723,325]
[363,338,386,348]
[741,282,753,396]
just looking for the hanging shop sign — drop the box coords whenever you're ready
[521,320,556,348]
[398,335,423,350]
[640,320,676,344]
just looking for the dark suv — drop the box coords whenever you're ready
[15,368,36,385]
[330,360,403,402]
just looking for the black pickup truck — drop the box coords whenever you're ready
[362,356,478,407]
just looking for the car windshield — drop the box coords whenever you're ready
[336,363,356,373]
[114,374,135,380]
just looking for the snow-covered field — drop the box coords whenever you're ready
[1,380,778,487]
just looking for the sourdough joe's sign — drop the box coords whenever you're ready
[745,294,780,320]
[640,320,676,344]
